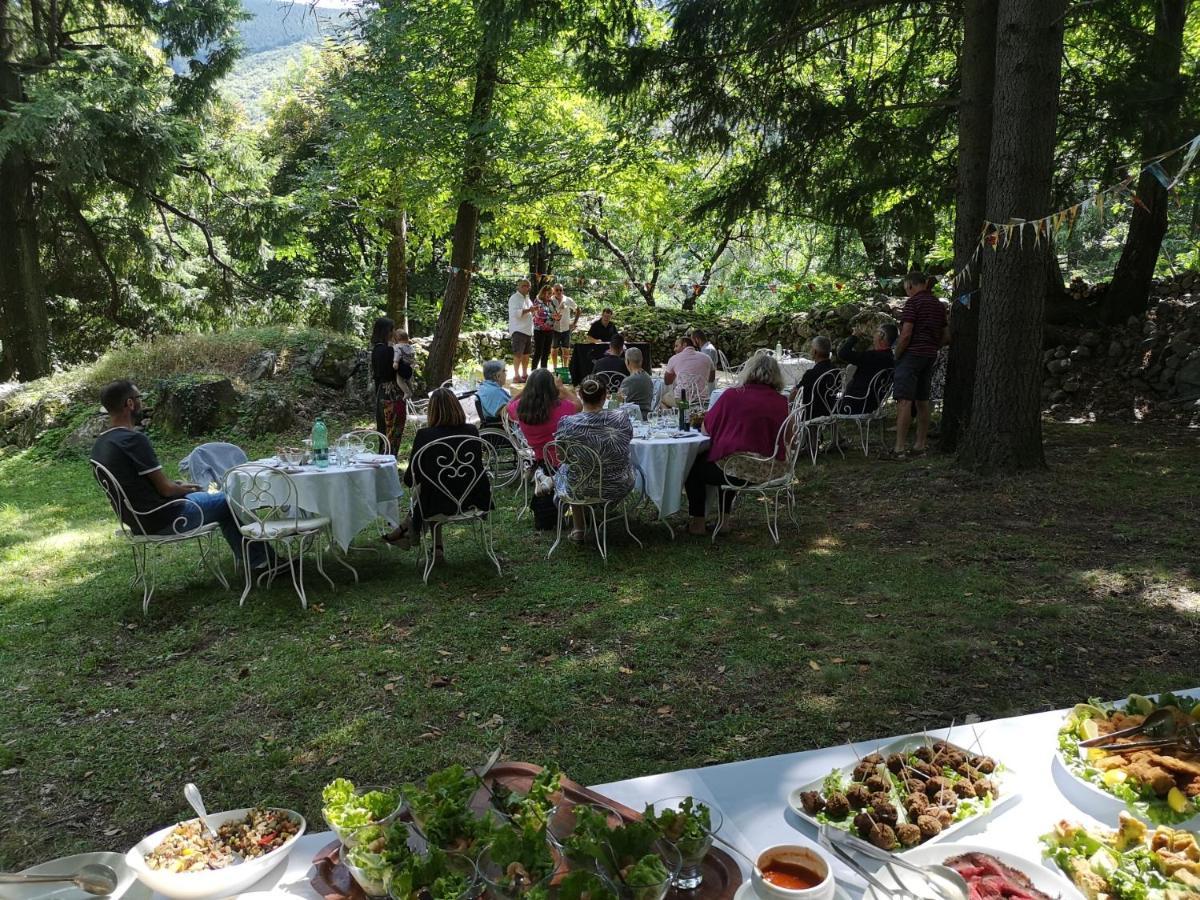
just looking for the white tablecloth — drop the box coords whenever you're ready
[629,433,709,518]
[142,687,1200,900]
[778,356,816,388]
[247,460,403,551]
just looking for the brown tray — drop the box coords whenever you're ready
[310,761,742,900]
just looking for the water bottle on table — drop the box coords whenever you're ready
[312,417,328,469]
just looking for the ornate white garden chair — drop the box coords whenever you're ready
[497,405,537,517]
[830,369,894,457]
[409,435,501,584]
[792,367,845,463]
[91,460,230,615]
[222,463,334,609]
[341,429,391,456]
[592,370,627,395]
[544,439,642,562]
[711,406,809,545]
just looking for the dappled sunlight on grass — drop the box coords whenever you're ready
[807,534,843,556]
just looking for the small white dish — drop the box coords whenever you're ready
[751,845,836,900]
[125,807,305,900]
[860,842,1083,900]
[0,852,149,900]
[734,876,850,900]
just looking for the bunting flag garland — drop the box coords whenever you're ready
[945,129,1200,291]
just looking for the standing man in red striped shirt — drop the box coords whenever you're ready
[890,271,949,457]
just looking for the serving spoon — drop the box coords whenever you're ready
[184,783,243,864]
[1078,708,1176,747]
[820,826,967,900]
[0,863,119,896]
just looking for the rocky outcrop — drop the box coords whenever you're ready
[155,377,241,437]
[1040,272,1200,423]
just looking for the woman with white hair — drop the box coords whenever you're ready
[476,359,510,424]
[683,352,790,536]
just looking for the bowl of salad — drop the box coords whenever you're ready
[125,806,305,899]
[342,820,419,898]
[550,803,681,900]
[386,848,479,900]
[323,780,403,847]
[645,796,721,890]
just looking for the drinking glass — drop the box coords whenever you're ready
[648,796,723,891]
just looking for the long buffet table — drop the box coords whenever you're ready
[152,687,1200,899]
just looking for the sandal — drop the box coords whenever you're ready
[568,530,587,543]
[880,448,909,461]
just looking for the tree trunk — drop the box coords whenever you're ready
[386,206,409,332]
[941,0,996,452]
[424,44,501,388]
[958,0,1066,473]
[527,230,553,295]
[0,45,51,381]
[1101,0,1188,324]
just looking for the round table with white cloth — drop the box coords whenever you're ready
[247,457,403,551]
[777,356,816,388]
[628,432,710,519]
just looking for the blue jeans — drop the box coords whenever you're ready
[174,491,269,568]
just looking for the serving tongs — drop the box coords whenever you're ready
[818,825,967,900]
[1079,708,1176,747]
[1091,723,1200,754]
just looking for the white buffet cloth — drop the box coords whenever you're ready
[248,459,403,551]
[778,356,816,388]
[629,432,709,518]
[144,687,1200,900]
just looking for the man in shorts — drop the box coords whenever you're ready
[508,278,533,383]
[890,271,948,457]
[550,283,579,370]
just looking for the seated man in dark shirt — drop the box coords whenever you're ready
[90,380,270,568]
[587,308,618,343]
[591,334,630,380]
[837,323,898,414]
[789,336,838,419]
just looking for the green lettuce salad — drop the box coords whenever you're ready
[402,765,491,851]
[1058,693,1200,826]
[322,779,401,838]
[644,797,712,866]
[561,806,673,900]
[1041,813,1200,900]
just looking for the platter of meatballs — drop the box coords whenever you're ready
[788,736,1015,853]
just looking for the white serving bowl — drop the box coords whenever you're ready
[125,807,306,900]
[751,845,836,900]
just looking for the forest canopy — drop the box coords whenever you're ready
[1,0,1198,390]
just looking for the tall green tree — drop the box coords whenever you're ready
[958,0,1067,472]
[0,0,244,379]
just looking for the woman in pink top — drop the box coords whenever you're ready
[507,369,580,463]
[684,353,789,535]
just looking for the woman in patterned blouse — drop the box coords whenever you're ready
[553,377,634,542]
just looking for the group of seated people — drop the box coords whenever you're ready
[90,318,908,565]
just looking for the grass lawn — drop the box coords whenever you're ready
[1,420,1198,868]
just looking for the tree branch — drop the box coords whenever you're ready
[55,183,122,316]
[583,223,655,305]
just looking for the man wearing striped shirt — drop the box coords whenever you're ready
[890,271,948,457]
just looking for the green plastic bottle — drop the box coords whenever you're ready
[312,417,328,469]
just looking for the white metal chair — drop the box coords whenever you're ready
[91,460,230,615]
[711,406,809,545]
[674,372,713,407]
[831,369,894,457]
[498,405,537,517]
[341,430,391,456]
[544,439,642,562]
[222,464,334,609]
[409,435,500,584]
[754,347,779,358]
[649,377,666,414]
[793,367,844,463]
[592,370,626,395]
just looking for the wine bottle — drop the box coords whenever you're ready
[678,389,689,431]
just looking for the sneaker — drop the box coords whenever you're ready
[533,470,554,497]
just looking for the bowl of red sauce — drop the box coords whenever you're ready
[751,845,835,900]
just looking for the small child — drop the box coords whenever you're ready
[391,329,415,398]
